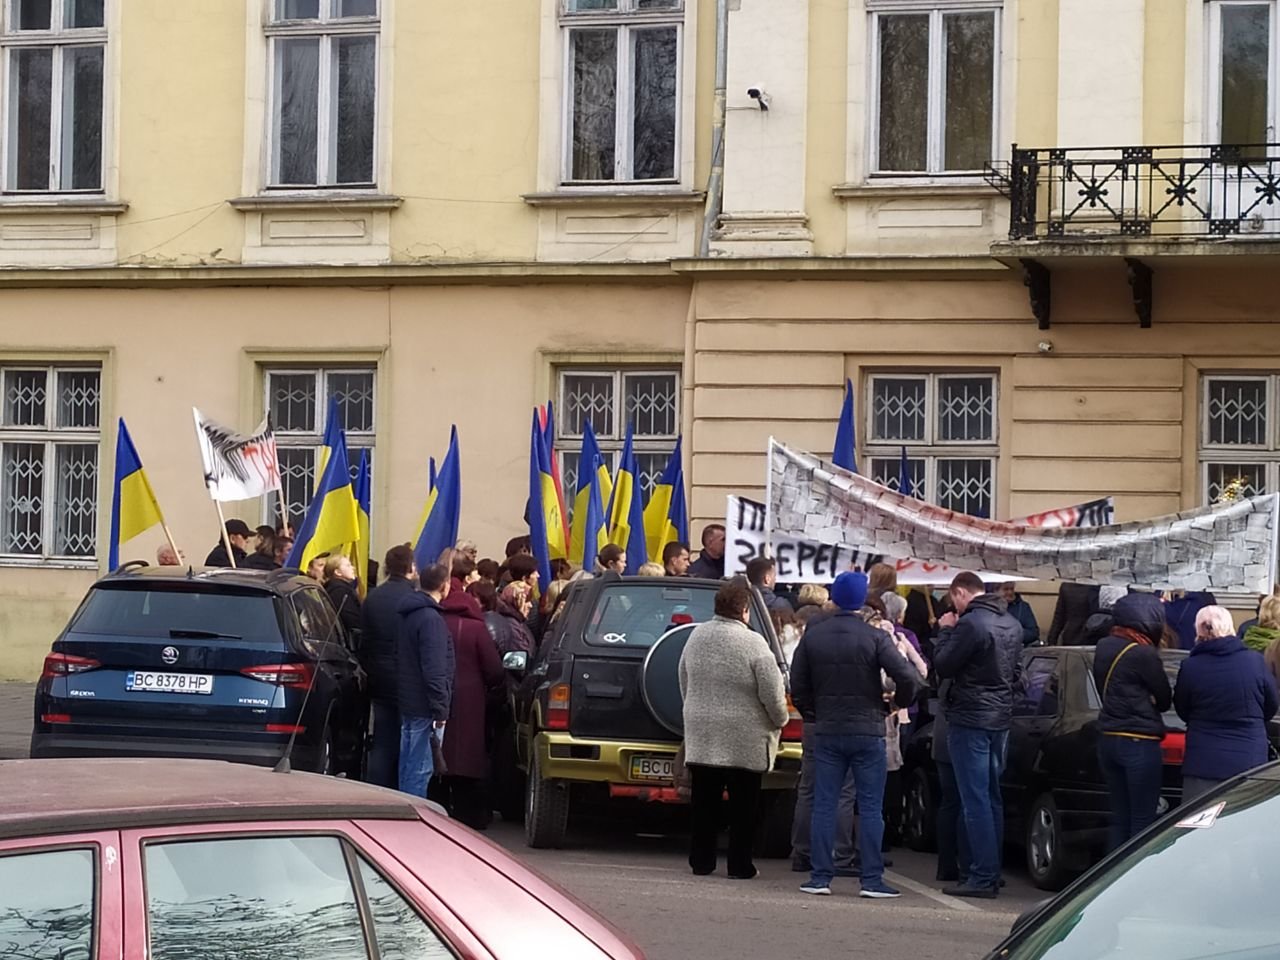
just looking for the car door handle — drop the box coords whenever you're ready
[583,683,625,699]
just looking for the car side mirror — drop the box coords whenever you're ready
[503,651,528,673]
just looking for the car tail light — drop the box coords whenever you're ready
[265,723,306,734]
[241,662,315,690]
[546,683,571,731]
[670,614,694,626]
[41,652,101,680]
[1161,731,1186,765]
[41,714,72,724]
[782,696,804,741]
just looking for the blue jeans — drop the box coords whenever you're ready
[936,759,971,881]
[791,724,856,869]
[810,733,888,887]
[948,724,1009,889]
[398,716,435,798]
[1098,735,1163,851]
[366,699,400,789]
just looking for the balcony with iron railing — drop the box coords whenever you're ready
[983,143,1280,328]
[986,143,1280,242]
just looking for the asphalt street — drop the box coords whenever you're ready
[486,819,1035,960]
[0,681,1036,959]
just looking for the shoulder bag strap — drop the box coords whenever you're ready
[1103,641,1139,699]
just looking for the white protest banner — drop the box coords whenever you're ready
[768,439,1280,593]
[725,494,1111,583]
[193,409,283,502]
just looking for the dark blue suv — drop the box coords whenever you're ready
[30,565,368,775]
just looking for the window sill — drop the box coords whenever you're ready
[229,193,404,212]
[0,557,98,571]
[523,189,706,208]
[0,199,128,215]
[833,181,998,201]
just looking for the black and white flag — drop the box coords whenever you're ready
[192,408,282,502]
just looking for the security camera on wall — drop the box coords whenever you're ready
[746,87,771,111]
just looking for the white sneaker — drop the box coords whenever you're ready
[800,883,832,896]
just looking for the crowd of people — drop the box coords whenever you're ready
[184,515,1280,894]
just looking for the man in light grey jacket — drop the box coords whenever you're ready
[679,578,790,879]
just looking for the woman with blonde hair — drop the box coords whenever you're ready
[322,553,362,636]
[796,583,829,609]
[637,561,666,577]
[1175,605,1279,802]
[1242,592,1280,653]
[868,563,898,600]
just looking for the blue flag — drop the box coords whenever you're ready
[833,378,858,473]
[580,454,608,575]
[414,427,461,572]
[288,416,359,573]
[606,425,648,575]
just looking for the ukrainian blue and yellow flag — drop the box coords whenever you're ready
[833,378,859,473]
[529,411,566,585]
[643,437,688,563]
[315,397,344,491]
[579,453,608,574]
[606,425,647,575]
[288,417,360,573]
[414,427,461,572]
[353,450,372,599]
[541,402,571,559]
[109,418,166,570]
[569,421,612,565]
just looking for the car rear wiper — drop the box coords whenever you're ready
[169,628,242,640]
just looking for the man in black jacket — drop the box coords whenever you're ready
[791,571,919,899]
[687,524,726,579]
[204,519,252,568]
[360,544,417,788]
[933,572,1024,898]
[396,563,454,798]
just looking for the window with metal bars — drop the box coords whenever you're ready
[561,0,683,183]
[555,366,679,504]
[264,366,374,527]
[0,363,100,562]
[1200,373,1280,503]
[865,371,997,517]
[266,0,378,188]
[1,0,106,193]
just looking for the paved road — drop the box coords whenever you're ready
[0,681,1037,959]
[485,817,1038,960]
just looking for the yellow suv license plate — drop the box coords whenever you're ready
[629,754,674,783]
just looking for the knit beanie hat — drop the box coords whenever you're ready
[831,571,869,611]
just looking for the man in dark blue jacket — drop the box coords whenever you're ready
[396,563,454,798]
[934,572,1024,899]
[791,571,919,899]
[359,543,417,788]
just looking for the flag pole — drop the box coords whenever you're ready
[274,492,290,535]
[213,501,238,569]
[160,522,181,565]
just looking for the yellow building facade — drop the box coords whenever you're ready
[0,0,1277,677]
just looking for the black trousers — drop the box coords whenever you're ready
[688,764,762,877]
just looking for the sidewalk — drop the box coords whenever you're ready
[0,683,32,759]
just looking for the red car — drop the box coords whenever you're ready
[0,758,643,960]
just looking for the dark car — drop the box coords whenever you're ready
[30,565,367,775]
[900,645,1190,890]
[505,573,802,853]
[0,758,644,960]
[988,763,1280,959]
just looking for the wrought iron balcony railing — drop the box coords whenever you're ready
[1006,143,1280,241]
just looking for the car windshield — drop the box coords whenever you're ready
[584,582,723,648]
[70,585,282,641]
[1005,773,1280,960]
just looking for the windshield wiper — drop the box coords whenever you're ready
[169,628,242,640]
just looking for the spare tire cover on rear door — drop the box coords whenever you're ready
[641,623,699,736]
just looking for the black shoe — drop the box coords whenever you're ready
[791,857,811,873]
[691,866,715,876]
[943,883,997,900]
[728,867,759,880]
